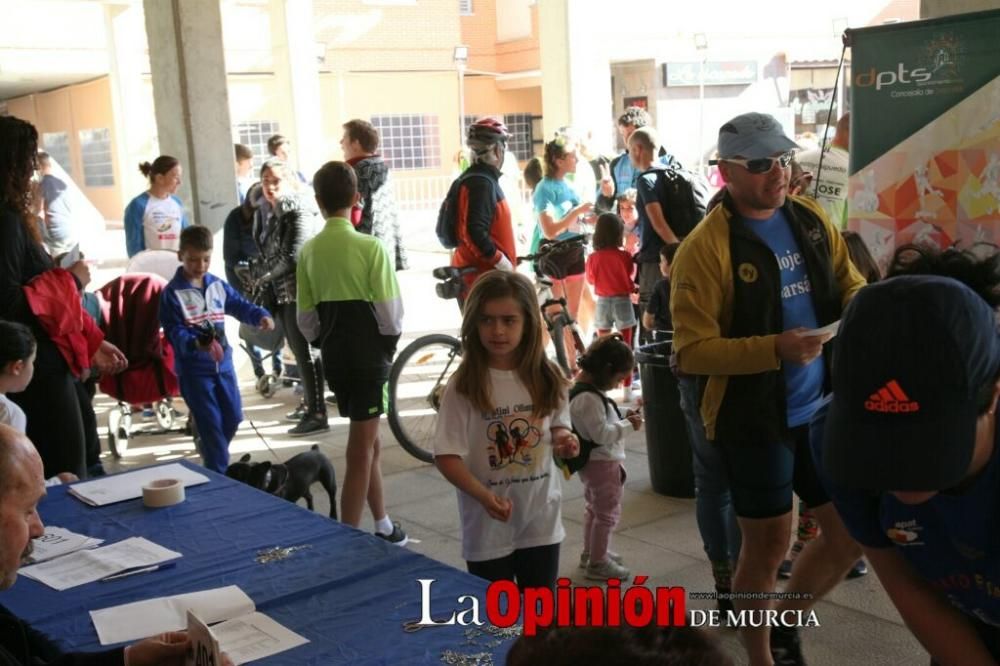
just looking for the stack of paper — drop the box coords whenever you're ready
[68,463,209,506]
[20,537,181,590]
[26,527,103,564]
[92,586,308,663]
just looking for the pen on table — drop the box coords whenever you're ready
[99,562,177,583]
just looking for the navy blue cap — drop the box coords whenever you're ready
[823,275,1000,491]
[717,112,799,160]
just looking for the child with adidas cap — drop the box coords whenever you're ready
[814,247,1000,663]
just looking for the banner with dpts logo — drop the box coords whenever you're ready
[846,9,1000,271]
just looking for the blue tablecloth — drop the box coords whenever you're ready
[2,461,516,665]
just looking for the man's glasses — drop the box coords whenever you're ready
[711,152,794,174]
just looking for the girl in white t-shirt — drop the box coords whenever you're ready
[0,320,36,433]
[434,271,580,590]
[124,155,190,257]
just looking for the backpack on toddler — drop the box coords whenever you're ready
[436,171,494,249]
[644,164,710,240]
[555,382,623,479]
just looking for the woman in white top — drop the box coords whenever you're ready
[124,155,190,257]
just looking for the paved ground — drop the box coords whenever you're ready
[91,245,925,665]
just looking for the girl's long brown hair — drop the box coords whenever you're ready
[0,116,41,244]
[453,271,567,418]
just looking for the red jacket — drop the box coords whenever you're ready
[451,164,516,285]
[22,269,103,380]
[586,248,635,297]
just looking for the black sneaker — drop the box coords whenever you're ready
[777,558,793,580]
[285,404,307,421]
[375,521,409,546]
[288,414,329,437]
[770,626,806,666]
[846,559,869,579]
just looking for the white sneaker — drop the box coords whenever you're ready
[585,558,630,581]
[579,550,624,569]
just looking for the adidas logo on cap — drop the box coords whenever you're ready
[864,379,920,414]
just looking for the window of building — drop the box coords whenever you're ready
[371,114,441,171]
[42,132,73,180]
[234,120,281,174]
[78,128,114,187]
[459,0,472,15]
[502,113,534,160]
[462,113,536,160]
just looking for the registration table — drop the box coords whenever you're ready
[2,461,517,664]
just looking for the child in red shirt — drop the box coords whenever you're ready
[585,213,637,400]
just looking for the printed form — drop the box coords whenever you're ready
[20,537,181,590]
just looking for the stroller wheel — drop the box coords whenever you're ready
[154,400,175,430]
[257,374,279,399]
[107,407,132,459]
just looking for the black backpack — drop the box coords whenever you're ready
[645,163,710,239]
[436,171,494,249]
[554,382,623,478]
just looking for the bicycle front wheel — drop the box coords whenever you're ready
[387,334,463,463]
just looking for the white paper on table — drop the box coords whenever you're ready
[68,463,209,506]
[90,585,256,646]
[185,611,222,666]
[800,320,840,339]
[213,612,309,664]
[25,527,103,564]
[19,537,181,591]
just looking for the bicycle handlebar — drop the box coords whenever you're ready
[517,234,590,264]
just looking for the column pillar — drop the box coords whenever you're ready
[143,0,234,232]
[537,1,613,145]
[105,4,149,206]
[269,0,324,178]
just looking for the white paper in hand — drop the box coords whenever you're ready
[801,320,840,339]
[186,611,222,666]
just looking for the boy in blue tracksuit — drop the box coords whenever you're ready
[160,225,274,472]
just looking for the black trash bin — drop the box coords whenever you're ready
[635,340,695,498]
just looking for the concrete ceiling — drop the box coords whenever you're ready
[0,72,106,101]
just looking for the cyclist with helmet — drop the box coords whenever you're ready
[450,118,518,302]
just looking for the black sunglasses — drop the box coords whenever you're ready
[710,152,794,174]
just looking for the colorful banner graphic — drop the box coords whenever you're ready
[847,9,1000,269]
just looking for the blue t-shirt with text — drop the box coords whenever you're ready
[750,210,823,427]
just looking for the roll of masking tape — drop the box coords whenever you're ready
[142,479,185,508]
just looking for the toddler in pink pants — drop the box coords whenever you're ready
[569,334,643,581]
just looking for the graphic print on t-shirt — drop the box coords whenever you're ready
[752,210,823,427]
[486,413,542,471]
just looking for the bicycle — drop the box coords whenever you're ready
[386,235,588,463]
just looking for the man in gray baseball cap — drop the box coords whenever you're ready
[669,112,866,665]
[717,112,800,160]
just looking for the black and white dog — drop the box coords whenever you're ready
[226,445,338,520]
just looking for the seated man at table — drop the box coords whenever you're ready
[0,423,195,666]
